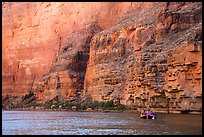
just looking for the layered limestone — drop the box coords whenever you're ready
[2,2,202,113]
[3,2,154,104]
[84,2,202,113]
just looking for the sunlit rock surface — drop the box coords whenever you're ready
[2,2,202,113]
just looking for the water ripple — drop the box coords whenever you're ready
[2,110,202,135]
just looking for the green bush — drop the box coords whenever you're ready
[115,103,126,110]
[42,102,52,109]
[99,100,114,110]
[34,98,129,111]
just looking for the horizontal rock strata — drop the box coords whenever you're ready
[2,2,202,114]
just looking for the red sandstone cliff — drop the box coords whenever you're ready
[2,2,202,113]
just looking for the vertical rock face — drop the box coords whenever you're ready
[2,2,202,113]
[2,2,156,104]
[35,25,102,103]
[84,2,202,113]
[31,2,158,104]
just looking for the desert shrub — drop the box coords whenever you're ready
[99,100,114,110]
[38,98,130,111]
[115,103,126,110]
[42,102,52,109]
[61,102,73,110]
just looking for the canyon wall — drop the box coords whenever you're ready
[2,2,202,113]
[84,2,202,113]
[2,2,152,102]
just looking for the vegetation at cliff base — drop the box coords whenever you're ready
[5,94,133,112]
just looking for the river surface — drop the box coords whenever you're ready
[2,110,202,135]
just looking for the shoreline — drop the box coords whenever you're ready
[2,108,202,115]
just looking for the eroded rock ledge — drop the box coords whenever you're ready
[2,2,202,114]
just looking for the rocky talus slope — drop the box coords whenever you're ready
[2,2,202,114]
